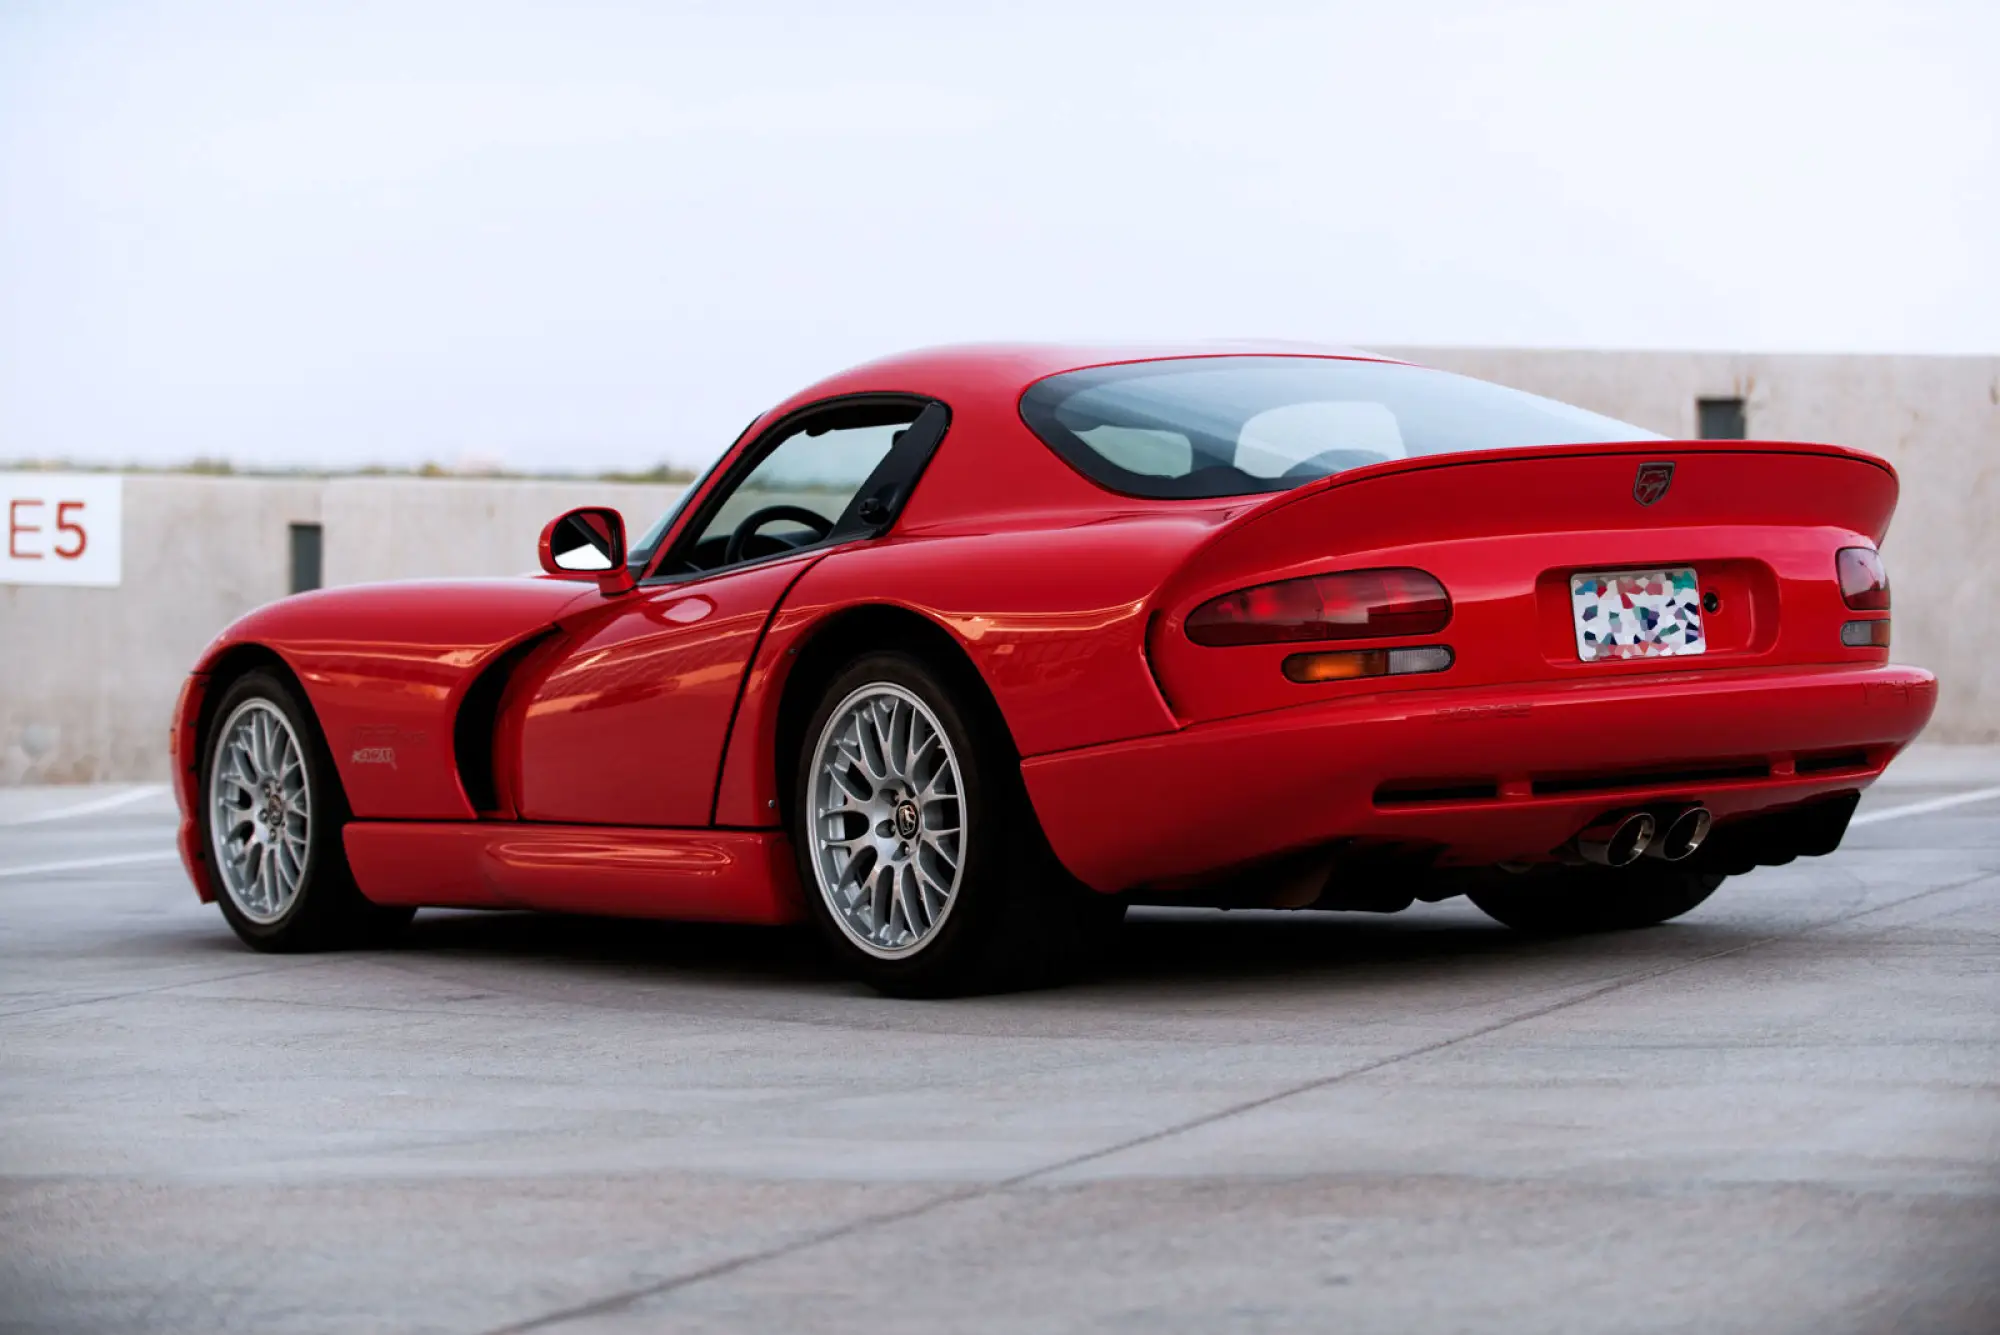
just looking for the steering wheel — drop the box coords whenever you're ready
[723,505,834,565]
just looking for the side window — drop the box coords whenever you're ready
[674,404,919,574]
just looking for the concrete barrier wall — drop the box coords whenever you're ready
[3,348,1995,783]
[1380,349,1999,742]
[318,477,683,587]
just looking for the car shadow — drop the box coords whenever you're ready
[381,901,1759,999]
[397,909,838,986]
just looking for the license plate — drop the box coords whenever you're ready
[1569,567,1705,662]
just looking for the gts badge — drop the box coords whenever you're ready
[350,725,425,769]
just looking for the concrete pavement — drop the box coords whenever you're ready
[1,752,1996,1333]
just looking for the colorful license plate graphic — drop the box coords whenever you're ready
[1569,567,1705,661]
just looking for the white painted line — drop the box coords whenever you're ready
[0,850,180,880]
[1851,784,2000,827]
[1,784,170,826]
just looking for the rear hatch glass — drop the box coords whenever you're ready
[1020,355,1662,500]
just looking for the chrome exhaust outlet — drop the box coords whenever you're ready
[1574,811,1657,867]
[1646,806,1713,862]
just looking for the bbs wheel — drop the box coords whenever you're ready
[1468,864,1725,934]
[807,679,967,959]
[201,669,412,952]
[792,651,1121,997]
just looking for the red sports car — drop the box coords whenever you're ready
[170,345,1936,994]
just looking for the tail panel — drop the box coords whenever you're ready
[1145,443,1899,725]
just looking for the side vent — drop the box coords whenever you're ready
[1531,760,1770,797]
[453,632,555,815]
[1795,749,1871,776]
[1374,779,1501,806]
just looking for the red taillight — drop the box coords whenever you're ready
[1837,547,1890,610]
[1185,568,1451,647]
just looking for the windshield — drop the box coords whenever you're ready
[1019,356,1662,500]
[626,458,717,570]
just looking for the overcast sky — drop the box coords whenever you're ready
[2,0,1994,473]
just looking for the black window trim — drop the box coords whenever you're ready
[638,391,951,586]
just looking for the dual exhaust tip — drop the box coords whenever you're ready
[1575,806,1713,867]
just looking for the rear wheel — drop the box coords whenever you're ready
[1467,864,1724,933]
[792,652,1121,996]
[201,670,413,952]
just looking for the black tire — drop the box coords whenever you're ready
[1467,863,1725,934]
[789,651,1122,997]
[199,669,414,952]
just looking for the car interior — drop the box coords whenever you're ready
[659,404,920,576]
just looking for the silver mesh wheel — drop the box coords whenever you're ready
[207,698,312,925]
[807,683,965,959]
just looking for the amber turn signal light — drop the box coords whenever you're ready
[1840,619,1890,648]
[1282,645,1455,683]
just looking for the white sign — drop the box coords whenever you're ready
[1,473,122,587]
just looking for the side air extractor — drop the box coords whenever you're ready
[452,631,557,816]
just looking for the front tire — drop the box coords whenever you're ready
[200,669,413,952]
[1467,864,1724,934]
[791,652,1120,996]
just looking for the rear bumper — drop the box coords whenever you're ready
[1021,663,1937,892]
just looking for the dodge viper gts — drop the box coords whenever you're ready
[170,344,1935,994]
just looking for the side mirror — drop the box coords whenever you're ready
[538,507,636,596]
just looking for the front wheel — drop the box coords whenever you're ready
[1467,864,1725,934]
[791,652,1120,996]
[200,670,413,952]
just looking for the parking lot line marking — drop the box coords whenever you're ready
[1851,783,2000,827]
[1,784,169,826]
[482,864,2000,1335]
[0,850,179,880]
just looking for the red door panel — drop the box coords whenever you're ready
[513,555,818,827]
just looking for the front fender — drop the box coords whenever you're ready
[185,577,599,820]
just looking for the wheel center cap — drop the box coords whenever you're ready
[892,800,920,841]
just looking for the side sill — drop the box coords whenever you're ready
[343,822,804,924]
